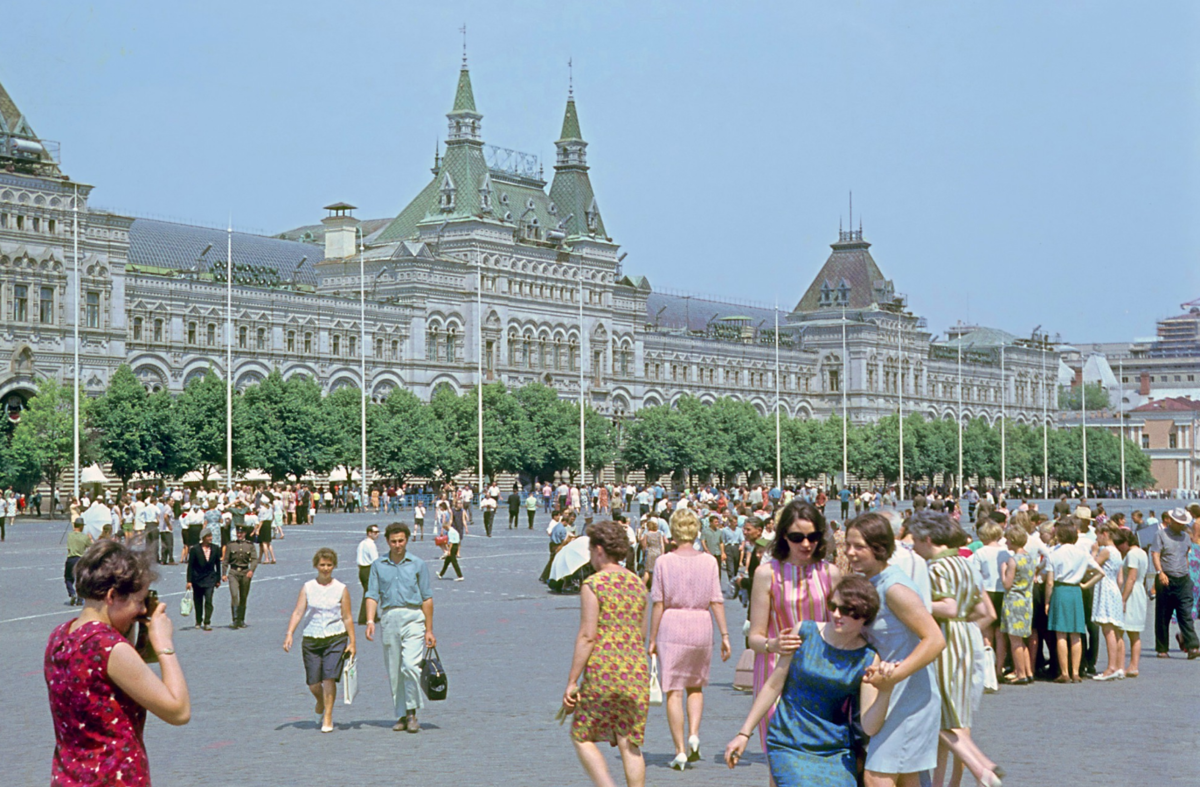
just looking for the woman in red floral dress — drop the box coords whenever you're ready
[562,520,650,787]
[44,540,190,786]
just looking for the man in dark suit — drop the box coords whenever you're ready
[186,529,222,630]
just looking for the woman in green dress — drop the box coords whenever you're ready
[562,520,650,787]
[907,510,1003,787]
[1000,525,1035,685]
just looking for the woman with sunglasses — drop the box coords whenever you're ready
[747,501,840,759]
[843,513,945,787]
[724,576,897,787]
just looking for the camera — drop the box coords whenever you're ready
[132,589,159,663]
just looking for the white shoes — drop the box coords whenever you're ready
[1092,671,1120,682]
[687,735,701,763]
[669,753,688,771]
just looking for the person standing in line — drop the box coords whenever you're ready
[64,518,93,605]
[1089,524,1126,680]
[999,525,1035,685]
[222,525,259,629]
[185,529,222,631]
[1151,508,1200,658]
[648,508,731,770]
[365,523,437,734]
[1044,520,1093,682]
[481,493,497,538]
[561,520,649,787]
[508,485,522,530]
[526,490,539,529]
[1113,529,1147,677]
[282,548,355,733]
[45,540,192,784]
[357,526,381,624]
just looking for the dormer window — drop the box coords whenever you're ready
[439,173,457,211]
[479,173,493,212]
[586,197,600,232]
[837,279,850,304]
[819,281,832,305]
[500,192,509,205]
[548,203,558,215]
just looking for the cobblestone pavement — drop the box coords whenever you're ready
[3,506,1199,786]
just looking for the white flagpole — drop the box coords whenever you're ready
[360,231,367,507]
[774,304,781,488]
[1082,363,1088,496]
[1001,343,1006,493]
[72,185,80,500]
[1042,338,1049,495]
[226,219,233,494]
[841,306,848,486]
[579,264,586,484]
[1119,357,1126,498]
[957,339,964,498]
[477,255,484,501]
[897,314,904,502]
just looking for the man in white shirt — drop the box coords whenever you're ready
[357,525,381,625]
[481,494,498,538]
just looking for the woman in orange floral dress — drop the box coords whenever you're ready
[563,520,650,787]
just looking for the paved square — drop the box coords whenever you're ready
[4,507,1199,785]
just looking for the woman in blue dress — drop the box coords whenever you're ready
[724,576,897,787]
[844,513,947,787]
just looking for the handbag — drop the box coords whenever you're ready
[981,645,999,694]
[434,534,449,547]
[179,593,193,617]
[420,646,448,701]
[342,655,358,705]
[732,648,755,692]
[648,654,663,706]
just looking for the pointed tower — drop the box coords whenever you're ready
[549,85,606,239]
[0,79,62,176]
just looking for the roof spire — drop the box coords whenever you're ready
[460,24,468,69]
[568,57,574,100]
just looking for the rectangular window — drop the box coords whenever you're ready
[257,328,266,350]
[16,215,24,230]
[187,322,196,345]
[287,331,295,353]
[85,291,99,328]
[830,369,840,392]
[594,350,603,377]
[333,335,341,355]
[153,319,163,342]
[392,340,399,361]
[14,284,28,321]
[1190,375,1195,382]
[48,218,56,234]
[1169,432,1178,449]
[348,335,356,356]
[1175,375,1182,382]
[40,286,54,323]
[1142,434,1150,449]
[620,353,629,376]
[238,326,247,348]
[133,316,143,340]
[375,337,383,358]
[445,334,455,363]
[207,324,216,346]
[304,332,313,354]
[33,217,40,232]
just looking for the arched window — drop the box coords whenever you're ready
[445,329,456,363]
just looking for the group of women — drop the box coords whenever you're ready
[561,501,1008,787]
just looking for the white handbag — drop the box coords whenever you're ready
[179,594,193,618]
[648,654,663,706]
[342,655,358,705]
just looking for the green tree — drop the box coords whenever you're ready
[323,385,366,478]
[706,398,771,485]
[143,389,194,480]
[8,377,91,502]
[175,368,242,484]
[779,416,824,483]
[1058,382,1109,411]
[90,365,149,490]
[239,371,330,482]
[622,404,686,482]
[369,388,456,483]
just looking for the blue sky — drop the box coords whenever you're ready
[5,1,1197,344]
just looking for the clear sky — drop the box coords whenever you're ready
[5,1,1197,344]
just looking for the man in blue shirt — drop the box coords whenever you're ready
[838,487,851,519]
[539,511,569,585]
[365,523,436,733]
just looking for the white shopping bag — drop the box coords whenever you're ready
[342,656,358,705]
[648,654,663,706]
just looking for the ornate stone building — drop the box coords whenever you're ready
[1,64,1056,442]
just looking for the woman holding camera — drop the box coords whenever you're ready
[45,540,191,785]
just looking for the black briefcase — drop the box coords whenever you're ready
[420,646,448,701]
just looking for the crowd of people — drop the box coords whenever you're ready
[35,474,1200,787]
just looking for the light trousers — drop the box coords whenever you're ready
[381,606,426,717]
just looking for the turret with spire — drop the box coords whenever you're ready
[549,64,606,239]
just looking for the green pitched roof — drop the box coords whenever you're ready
[451,67,477,114]
[559,99,582,141]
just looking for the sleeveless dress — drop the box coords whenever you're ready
[651,550,723,691]
[572,570,650,747]
[1091,545,1124,627]
[753,559,833,750]
[863,565,940,774]
[1000,552,1034,638]
[765,620,874,787]
[928,551,980,729]
[45,620,150,786]
[643,530,664,573]
[1188,543,1200,619]
[1122,547,1149,633]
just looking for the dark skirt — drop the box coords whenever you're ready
[184,526,202,547]
[1048,584,1086,634]
[302,633,348,685]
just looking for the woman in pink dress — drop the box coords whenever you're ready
[747,500,841,754]
[648,508,732,770]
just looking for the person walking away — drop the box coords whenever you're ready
[438,522,464,581]
[481,493,497,538]
[560,520,649,787]
[508,485,522,529]
[253,500,277,564]
[648,509,731,769]
[46,540,191,784]
[223,525,259,629]
[1151,508,1200,658]
[282,548,356,733]
[64,518,93,605]
[357,526,381,624]
[141,497,160,565]
[450,500,469,553]
[185,529,222,631]
[365,523,437,733]
[413,501,426,541]
[158,498,175,564]
[527,491,539,529]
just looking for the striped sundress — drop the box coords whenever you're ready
[928,549,981,729]
[753,558,833,751]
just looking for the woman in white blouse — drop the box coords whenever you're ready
[283,548,355,732]
[1044,522,1099,683]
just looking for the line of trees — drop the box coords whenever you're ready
[0,365,1154,500]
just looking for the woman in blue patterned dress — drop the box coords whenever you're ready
[723,576,896,787]
[908,511,1003,787]
[999,525,1035,685]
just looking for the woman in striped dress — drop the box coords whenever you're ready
[908,511,1002,787]
[747,501,840,755]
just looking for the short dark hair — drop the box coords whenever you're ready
[312,547,338,567]
[385,522,411,540]
[830,574,881,625]
[586,520,629,562]
[913,493,927,510]
[846,513,895,562]
[74,540,157,600]
[366,525,380,534]
[772,500,828,561]
[1055,521,1079,545]
[905,509,962,547]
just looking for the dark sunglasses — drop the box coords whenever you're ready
[827,601,863,619]
[785,531,821,544]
